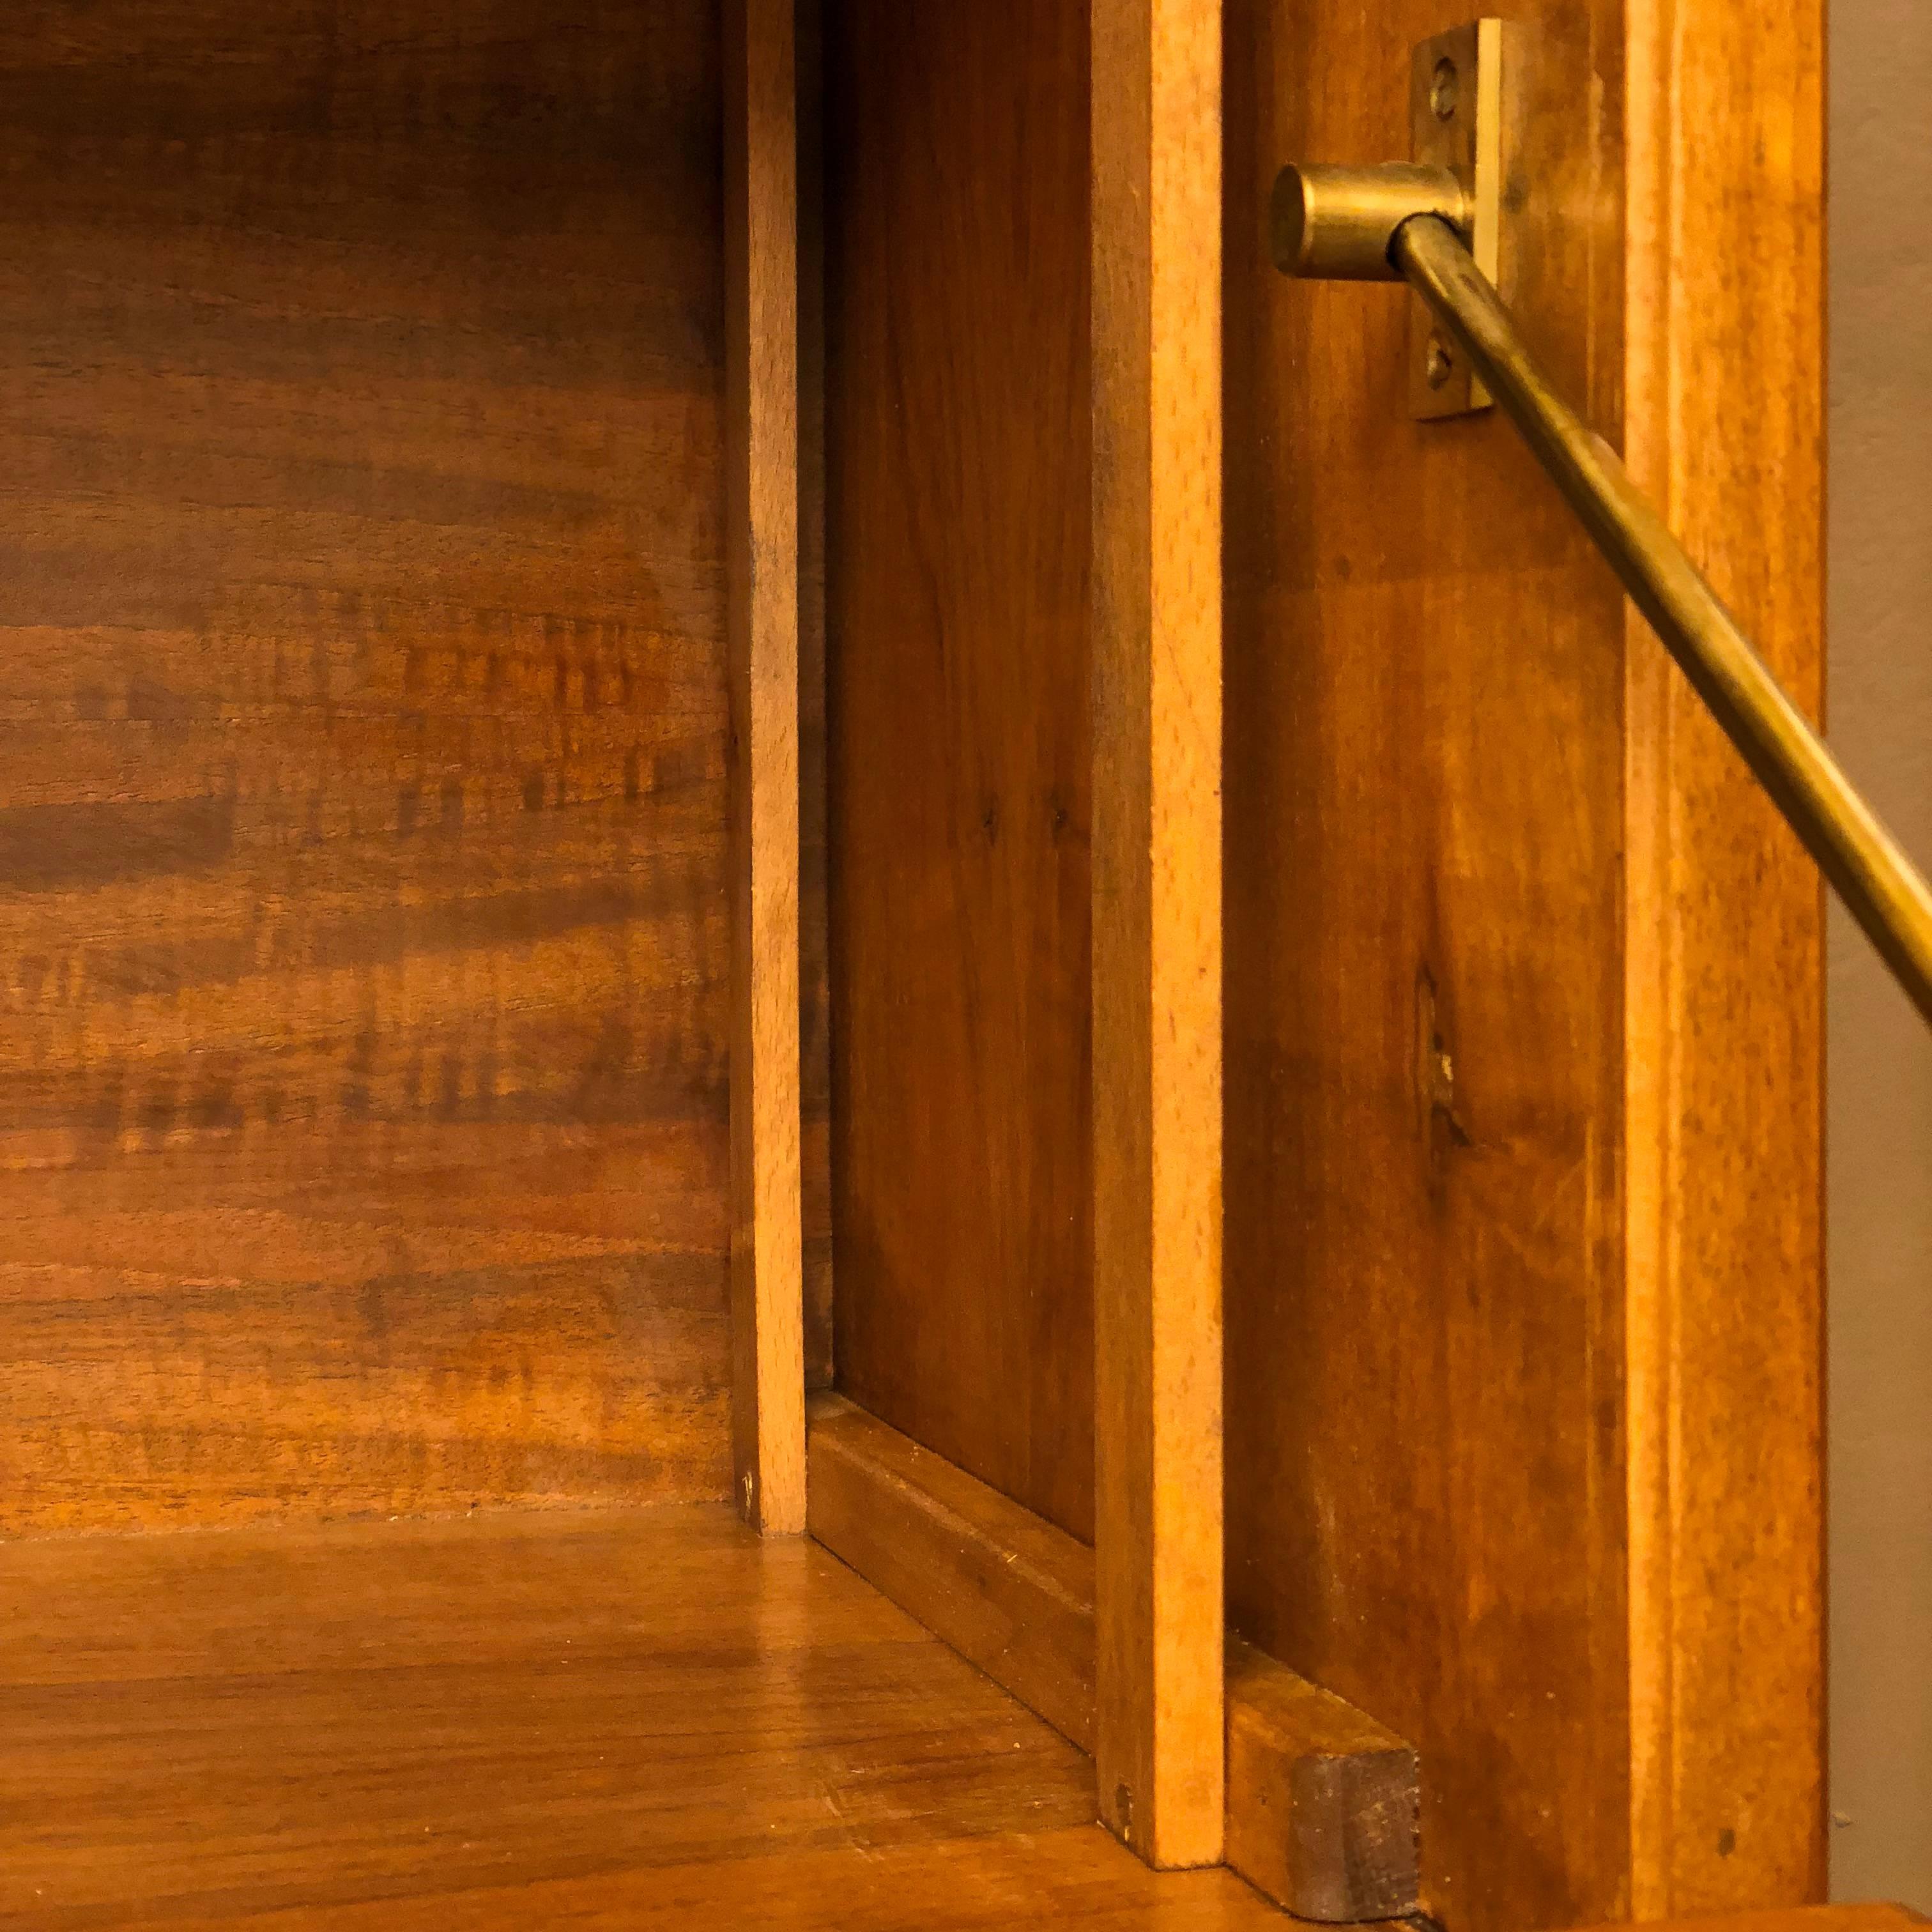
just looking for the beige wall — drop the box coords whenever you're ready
[1829,0,1932,1906]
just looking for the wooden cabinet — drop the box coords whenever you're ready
[0,2,1841,1925]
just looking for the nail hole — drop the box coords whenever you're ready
[1431,57,1460,120]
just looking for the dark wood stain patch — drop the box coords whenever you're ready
[0,794,237,891]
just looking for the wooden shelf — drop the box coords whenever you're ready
[0,1505,1289,1927]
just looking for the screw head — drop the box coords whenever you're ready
[1430,56,1460,120]
[1425,335,1455,389]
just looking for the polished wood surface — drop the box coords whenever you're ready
[0,1,735,1531]
[1091,0,1225,1870]
[1225,1637,1419,1921]
[1223,0,1823,1924]
[795,0,833,1393]
[1623,0,1826,1910]
[724,0,806,1535]
[0,1505,1301,1929]
[822,0,1096,1542]
[1568,1915,1923,1932]
[807,1391,1097,1750]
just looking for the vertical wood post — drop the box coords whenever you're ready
[1090,0,1225,1869]
[724,0,806,1536]
[1623,0,1826,1905]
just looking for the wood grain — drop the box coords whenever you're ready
[822,0,1096,1540]
[724,0,806,1536]
[0,1473,1905,1932]
[0,1505,1089,1920]
[0,1,735,1529]
[807,1392,1096,1751]
[1091,0,1225,1872]
[794,0,833,1393]
[1225,1,1630,1923]
[164,1836,1334,1932]
[1623,0,1827,1909]
[0,1503,1310,1929]
[1560,1914,1925,1932]
[1223,0,1823,1924]
[1225,1637,1420,1922]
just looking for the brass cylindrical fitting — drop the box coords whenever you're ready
[1270,163,1471,281]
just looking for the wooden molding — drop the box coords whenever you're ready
[1089,0,1226,1872]
[806,1395,1096,1751]
[724,0,806,1537]
[1225,1637,1420,1922]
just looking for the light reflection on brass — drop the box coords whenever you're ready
[1268,163,1468,281]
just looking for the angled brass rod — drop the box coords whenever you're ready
[1393,211,1932,1027]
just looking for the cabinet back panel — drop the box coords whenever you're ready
[824,0,1094,1542]
[0,0,732,1531]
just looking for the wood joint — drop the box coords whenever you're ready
[808,1397,1422,1915]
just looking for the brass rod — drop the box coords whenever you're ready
[1393,211,1932,1026]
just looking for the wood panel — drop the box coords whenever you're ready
[1091,0,1225,1871]
[724,0,806,1535]
[1223,0,1822,1925]
[807,1392,1096,1751]
[1623,0,1826,1909]
[0,0,733,1529]
[822,0,1095,1540]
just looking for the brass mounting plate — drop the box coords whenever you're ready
[1409,19,1508,418]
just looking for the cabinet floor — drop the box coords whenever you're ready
[0,1503,1282,1928]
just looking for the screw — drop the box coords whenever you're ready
[1431,57,1460,120]
[1426,335,1455,388]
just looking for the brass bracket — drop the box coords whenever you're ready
[1268,18,1518,418]
[1409,19,1509,418]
